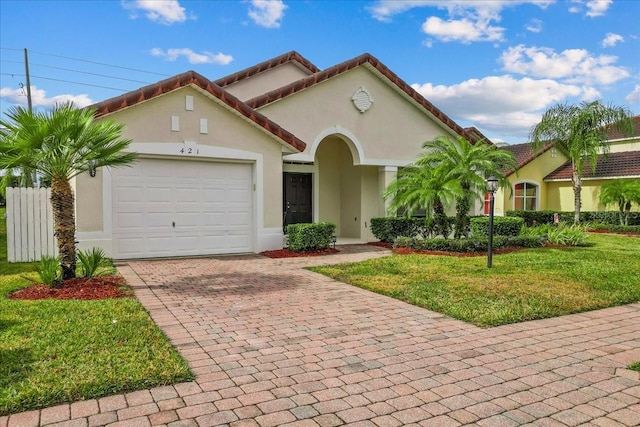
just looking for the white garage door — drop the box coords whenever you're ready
[111,158,253,259]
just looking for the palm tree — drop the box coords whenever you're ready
[383,161,463,238]
[530,101,633,224]
[418,136,517,238]
[598,179,640,226]
[0,103,136,280]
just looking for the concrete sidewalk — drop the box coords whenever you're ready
[3,245,639,426]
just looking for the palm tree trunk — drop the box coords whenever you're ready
[572,169,581,224]
[51,176,76,281]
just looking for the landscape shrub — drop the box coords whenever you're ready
[588,224,640,234]
[77,247,111,278]
[507,210,640,226]
[393,236,516,252]
[470,216,524,237]
[37,256,61,287]
[370,217,423,242]
[286,222,336,252]
[547,225,591,246]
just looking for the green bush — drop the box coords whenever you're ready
[286,222,336,252]
[370,217,423,242]
[588,224,640,234]
[37,256,61,286]
[470,216,524,237]
[509,210,640,226]
[547,225,591,246]
[393,236,519,253]
[77,247,111,278]
[506,210,557,227]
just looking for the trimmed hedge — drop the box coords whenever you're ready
[286,222,336,252]
[370,217,423,243]
[470,216,524,237]
[507,210,640,226]
[393,235,544,253]
[589,224,640,234]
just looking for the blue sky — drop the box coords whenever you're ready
[1,0,639,144]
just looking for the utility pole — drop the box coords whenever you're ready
[24,48,33,112]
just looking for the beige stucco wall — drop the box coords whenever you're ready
[607,138,640,153]
[316,137,345,234]
[361,166,381,242]
[76,86,286,234]
[223,63,313,102]
[547,179,640,212]
[258,66,458,164]
[497,148,567,214]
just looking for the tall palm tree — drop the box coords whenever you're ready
[598,179,640,226]
[418,136,517,238]
[0,103,136,280]
[530,101,633,224]
[383,161,463,238]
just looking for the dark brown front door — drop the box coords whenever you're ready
[283,172,312,228]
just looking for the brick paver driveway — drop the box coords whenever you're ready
[4,245,640,426]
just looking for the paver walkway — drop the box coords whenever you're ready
[3,245,639,427]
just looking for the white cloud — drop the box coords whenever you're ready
[585,0,612,17]
[525,18,543,33]
[500,45,629,85]
[0,86,94,109]
[422,16,505,43]
[601,32,623,47]
[122,0,189,25]
[151,48,233,65]
[411,75,599,140]
[248,0,287,28]
[626,85,640,104]
[566,0,612,17]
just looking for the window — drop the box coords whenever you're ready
[483,192,491,215]
[514,182,538,211]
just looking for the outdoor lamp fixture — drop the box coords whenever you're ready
[88,160,97,177]
[486,176,499,268]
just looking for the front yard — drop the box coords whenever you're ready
[311,233,640,328]
[0,208,194,416]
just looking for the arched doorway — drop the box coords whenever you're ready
[315,135,362,239]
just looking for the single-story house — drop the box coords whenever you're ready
[75,51,489,259]
[492,116,640,215]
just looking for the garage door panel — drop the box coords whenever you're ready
[112,158,254,259]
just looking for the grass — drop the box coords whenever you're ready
[310,233,640,328]
[0,208,194,415]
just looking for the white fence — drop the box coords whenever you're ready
[5,187,57,263]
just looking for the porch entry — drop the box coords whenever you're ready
[283,172,312,228]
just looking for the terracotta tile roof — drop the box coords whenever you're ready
[91,70,306,152]
[603,115,640,140]
[214,51,320,87]
[464,127,493,145]
[500,141,556,176]
[545,151,640,181]
[245,53,488,145]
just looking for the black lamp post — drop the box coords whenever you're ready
[486,176,498,268]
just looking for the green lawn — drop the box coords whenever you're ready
[0,208,194,415]
[311,233,640,328]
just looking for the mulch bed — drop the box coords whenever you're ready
[259,248,340,258]
[9,276,133,301]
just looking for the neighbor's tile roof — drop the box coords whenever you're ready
[545,151,640,181]
[603,115,640,140]
[245,53,488,145]
[91,70,306,152]
[214,51,320,87]
[500,141,556,176]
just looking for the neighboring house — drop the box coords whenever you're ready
[492,116,640,216]
[75,51,489,259]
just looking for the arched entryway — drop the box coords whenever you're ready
[315,135,362,239]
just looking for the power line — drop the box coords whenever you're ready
[0,47,170,77]
[0,73,128,91]
[0,60,152,84]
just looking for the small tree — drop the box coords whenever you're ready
[530,101,633,224]
[598,179,640,225]
[0,103,136,281]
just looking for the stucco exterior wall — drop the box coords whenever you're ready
[223,63,312,102]
[498,148,567,213]
[316,137,345,234]
[546,179,640,212]
[361,166,381,242]
[76,86,285,238]
[258,66,458,165]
